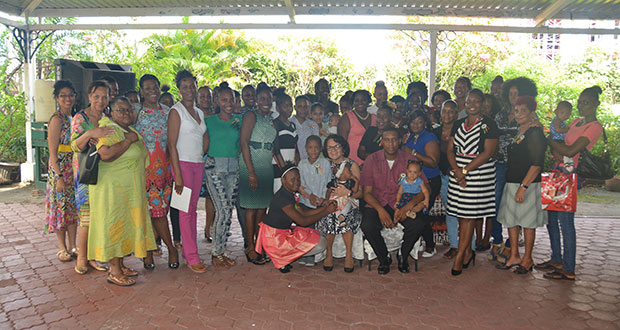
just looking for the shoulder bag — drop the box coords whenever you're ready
[576,129,615,180]
[78,144,100,185]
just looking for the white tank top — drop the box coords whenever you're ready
[172,101,206,163]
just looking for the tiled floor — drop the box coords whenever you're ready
[1,202,619,329]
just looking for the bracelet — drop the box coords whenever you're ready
[520,183,529,189]
[412,150,417,157]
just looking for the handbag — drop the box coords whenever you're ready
[541,171,577,213]
[576,129,615,180]
[78,144,100,185]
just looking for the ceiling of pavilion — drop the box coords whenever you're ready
[2,0,620,21]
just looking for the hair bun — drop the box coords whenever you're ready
[590,85,602,95]
[161,84,171,93]
[219,81,229,89]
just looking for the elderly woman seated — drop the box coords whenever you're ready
[255,163,337,273]
[88,97,157,286]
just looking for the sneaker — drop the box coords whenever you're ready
[422,247,437,258]
[298,255,315,266]
[411,238,422,260]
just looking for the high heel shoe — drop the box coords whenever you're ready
[463,251,476,269]
[142,258,155,270]
[168,249,179,269]
[451,268,462,276]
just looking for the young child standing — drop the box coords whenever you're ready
[550,101,572,142]
[395,161,430,219]
[310,102,330,140]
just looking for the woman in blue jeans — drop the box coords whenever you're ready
[204,83,243,268]
[403,110,440,258]
[434,100,476,258]
[539,86,605,281]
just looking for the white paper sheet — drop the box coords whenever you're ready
[170,184,192,213]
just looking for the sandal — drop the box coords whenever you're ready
[222,255,236,267]
[88,261,108,272]
[57,250,73,262]
[245,249,267,265]
[544,270,576,281]
[514,264,533,275]
[443,248,457,259]
[188,262,208,273]
[487,243,504,262]
[121,266,139,277]
[69,248,78,258]
[534,260,560,271]
[212,255,229,268]
[74,265,88,275]
[107,273,136,286]
[496,262,520,270]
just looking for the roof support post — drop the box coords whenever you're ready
[284,0,296,24]
[535,0,570,27]
[428,30,438,103]
[11,21,53,182]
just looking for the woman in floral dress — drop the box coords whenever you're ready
[45,80,80,262]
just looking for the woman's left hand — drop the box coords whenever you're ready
[514,186,526,203]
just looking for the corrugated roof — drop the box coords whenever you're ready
[3,0,620,21]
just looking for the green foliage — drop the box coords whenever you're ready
[0,28,27,162]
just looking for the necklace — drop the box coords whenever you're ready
[353,110,369,121]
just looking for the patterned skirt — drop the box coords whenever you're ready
[316,207,362,235]
[145,148,172,218]
[45,152,79,233]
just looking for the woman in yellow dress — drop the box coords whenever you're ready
[88,97,156,286]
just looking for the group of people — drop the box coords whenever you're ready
[45,70,604,286]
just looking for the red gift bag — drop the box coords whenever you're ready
[541,171,578,212]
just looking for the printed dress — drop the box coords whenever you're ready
[70,111,95,226]
[45,110,79,233]
[239,110,277,209]
[88,117,157,262]
[447,117,499,219]
[133,104,173,218]
[316,159,362,235]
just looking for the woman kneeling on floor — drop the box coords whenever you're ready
[255,163,337,273]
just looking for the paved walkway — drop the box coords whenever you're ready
[1,202,619,329]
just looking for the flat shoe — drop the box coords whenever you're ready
[88,261,108,272]
[188,262,208,273]
[107,273,135,286]
[534,260,559,271]
[514,264,533,274]
[74,265,88,275]
[57,250,72,262]
[544,270,576,281]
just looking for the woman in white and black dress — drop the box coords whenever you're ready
[272,89,299,192]
[447,89,499,276]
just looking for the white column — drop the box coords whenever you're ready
[20,31,36,183]
[428,30,438,102]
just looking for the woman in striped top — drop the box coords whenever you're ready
[446,89,499,276]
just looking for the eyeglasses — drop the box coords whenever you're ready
[326,145,342,151]
[113,108,134,114]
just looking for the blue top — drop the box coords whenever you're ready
[404,129,440,179]
[400,177,424,194]
[550,116,567,141]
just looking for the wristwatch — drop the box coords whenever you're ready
[461,168,468,175]
[520,183,529,189]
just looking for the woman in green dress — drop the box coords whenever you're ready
[88,97,157,286]
[239,82,277,264]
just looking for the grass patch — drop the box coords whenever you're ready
[577,193,620,204]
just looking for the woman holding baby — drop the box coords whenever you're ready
[315,134,363,273]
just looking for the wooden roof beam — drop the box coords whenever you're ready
[535,0,571,27]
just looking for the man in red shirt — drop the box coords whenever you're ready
[360,128,430,274]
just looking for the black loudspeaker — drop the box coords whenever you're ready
[54,59,136,114]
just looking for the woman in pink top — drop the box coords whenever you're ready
[539,85,604,281]
[337,90,376,165]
